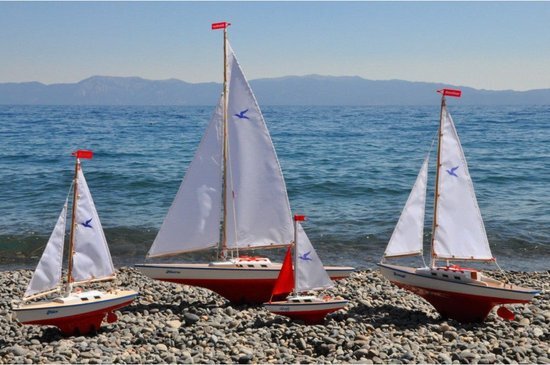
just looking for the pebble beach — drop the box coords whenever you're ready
[0,268,548,364]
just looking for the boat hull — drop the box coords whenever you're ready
[14,290,138,335]
[378,263,538,322]
[264,299,348,324]
[135,263,354,304]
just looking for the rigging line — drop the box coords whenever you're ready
[420,251,428,268]
[494,259,512,286]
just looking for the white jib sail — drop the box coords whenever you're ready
[224,42,294,249]
[433,105,493,261]
[24,198,68,298]
[384,155,429,258]
[147,99,224,257]
[72,166,116,282]
[294,223,333,293]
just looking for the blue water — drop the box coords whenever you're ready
[0,104,548,271]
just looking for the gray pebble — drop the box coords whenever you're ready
[0,267,547,365]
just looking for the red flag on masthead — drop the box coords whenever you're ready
[294,214,306,222]
[437,88,462,98]
[72,150,93,159]
[212,22,230,30]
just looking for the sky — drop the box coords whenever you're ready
[1,2,549,91]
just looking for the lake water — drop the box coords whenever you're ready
[0,104,548,271]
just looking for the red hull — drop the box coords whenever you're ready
[162,278,300,304]
[396,282,530,322]
[23,299,134,335]
[270,307,341,325]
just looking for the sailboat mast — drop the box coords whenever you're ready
[220,22,230,259]
[430,94,445,268]
[67,157,80,285]
[217,22,230,258]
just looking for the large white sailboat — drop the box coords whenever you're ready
[264,215,348,324]
[136,22,353,304]
[13,150,137,335]
[378,89,539,322]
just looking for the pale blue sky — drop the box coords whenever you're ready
[1,2,549,91]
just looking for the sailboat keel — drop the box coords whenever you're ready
[395,282,506,322]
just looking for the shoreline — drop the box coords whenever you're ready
[1,268,548,364]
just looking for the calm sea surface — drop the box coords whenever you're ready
[0,104,548,271]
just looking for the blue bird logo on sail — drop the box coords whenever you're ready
[82,218,93,228]
[446,166,459,177]
[299,251,313,261]
[234,109,250,120]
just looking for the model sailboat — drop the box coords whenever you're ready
[264,215,348,324]
[13,150,137,335]
[378,89,539,322]
[136,22,353,304]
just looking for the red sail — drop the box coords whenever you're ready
[71,150,93,159]
[271,247,294,297]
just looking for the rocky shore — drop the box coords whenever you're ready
[0,268,548,364]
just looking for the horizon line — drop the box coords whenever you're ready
[2,74,548,93]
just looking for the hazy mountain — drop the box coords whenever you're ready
[0,75,548,105]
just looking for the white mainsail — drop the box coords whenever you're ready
[224,42,294,249]
[294,223,333,293]
[147,99,224,257]
[72,166,116,282]
[24,199,68,298]
[433,105,493,261]
[384,155,429,258]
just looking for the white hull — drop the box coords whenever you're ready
[14,290,137,331]
[264,300,348,313]
[378,263,539,322]
[135,261,353,304]
[378,263,537,301]
[265,296,348,324]
[136,262,353,281]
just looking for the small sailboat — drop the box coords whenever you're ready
[378,89,539,322]
[13,150,138,335]
[135,22,353,304]
[264,215,348,324]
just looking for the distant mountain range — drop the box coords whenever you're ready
[1,75,549,105]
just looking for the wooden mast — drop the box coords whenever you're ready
[220,22,230,259]
[67,156,80,286]
[430,93,445,268]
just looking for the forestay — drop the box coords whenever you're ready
[72,167,116,282]
[148,99,224,257]
[384,155,429,258]
[224,42,294,249]
[294,223,333,293]
[24,199,68,298]
[433,106,493,261]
